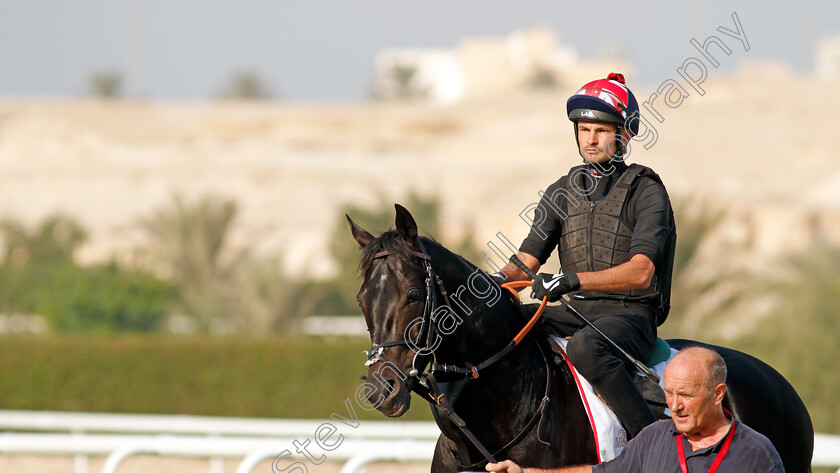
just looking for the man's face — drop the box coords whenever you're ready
[663,358,723,438]
[576,120,621,164]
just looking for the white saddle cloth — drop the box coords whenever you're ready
[550,336,677,462]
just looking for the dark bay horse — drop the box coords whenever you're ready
[348,204,813,472]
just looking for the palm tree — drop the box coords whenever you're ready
[217,70,274,100]
[142,195,240,283]
[0,215,87,266]
[88,71,123,99]
[725,244,840,434]
[141,195,284,333]
[660,200,752,340]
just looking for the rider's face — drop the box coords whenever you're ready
[576,121,622,164]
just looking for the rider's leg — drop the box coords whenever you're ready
[566,312,657,439]
[537,304,586,337]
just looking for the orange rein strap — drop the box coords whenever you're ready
[502,281,547,345]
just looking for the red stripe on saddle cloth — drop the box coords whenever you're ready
[557,344,602,463]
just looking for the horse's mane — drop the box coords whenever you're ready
[357,230,525,315]
[357,229,563,368]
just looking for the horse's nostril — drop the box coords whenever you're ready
[386,378,397,393]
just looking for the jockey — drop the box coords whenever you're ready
[493,73,677,439]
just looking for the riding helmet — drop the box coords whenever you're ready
[567,72,639,136]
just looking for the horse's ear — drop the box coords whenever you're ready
[394,204,418,247]
[346,214,374,248]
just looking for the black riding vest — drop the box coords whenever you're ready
[559,163,675,321]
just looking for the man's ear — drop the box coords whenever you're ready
[714,383,727,405]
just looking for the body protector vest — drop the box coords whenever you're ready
[559,164,676,323]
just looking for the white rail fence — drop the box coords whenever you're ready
[0,410,438,473]
[0,410,837,473]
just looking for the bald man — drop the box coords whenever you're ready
[486,347,784,473]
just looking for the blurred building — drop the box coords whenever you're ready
[815,34,840,80]
[372,27,632,103]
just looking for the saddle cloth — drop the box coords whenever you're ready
[549,336,677,462]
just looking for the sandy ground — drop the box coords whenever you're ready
[1,67,839,340]
[1,68,839,279]
[0,455,432,473]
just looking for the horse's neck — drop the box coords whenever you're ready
[425,242,521,362]
[426,241,547,426]
[424,241,597,465]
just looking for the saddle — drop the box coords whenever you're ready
[633,337,671,419]
[545,333,672,418]
[547,335,675,461]
[520,301,673,419]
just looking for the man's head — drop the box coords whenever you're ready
[566,73,639,164]
[664,347,728,438]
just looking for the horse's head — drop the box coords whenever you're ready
[346,204,441,417]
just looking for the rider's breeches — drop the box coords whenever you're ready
[541,300,659,438]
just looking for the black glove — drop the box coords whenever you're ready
[489,271,507,286]
[531,272,580,302]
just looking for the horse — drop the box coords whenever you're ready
[347,204,814,473]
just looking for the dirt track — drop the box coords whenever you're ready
[0,455,431,473]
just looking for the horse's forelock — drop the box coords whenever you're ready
[357,230,418,275]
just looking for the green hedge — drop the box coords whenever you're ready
[0,335,432,421]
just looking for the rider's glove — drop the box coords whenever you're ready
[489,271,507,286]
[531,272,580,302]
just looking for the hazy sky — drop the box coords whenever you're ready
[1,0,837,102]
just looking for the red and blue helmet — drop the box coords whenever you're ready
[567,72,639,136]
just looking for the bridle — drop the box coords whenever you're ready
[360,238,551,468]
[363,238,444,379]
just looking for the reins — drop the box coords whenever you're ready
[361,241,551,468]
[502,280,548,344]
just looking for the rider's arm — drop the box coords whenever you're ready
[498,252,541,282]
[626,178,672,274]
[487,420,661,473]
[576,253,654,292]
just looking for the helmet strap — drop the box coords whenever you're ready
[613,125,626,158]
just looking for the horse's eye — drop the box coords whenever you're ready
[407,289,422,303]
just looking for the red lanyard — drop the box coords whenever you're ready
[676,414,736,473]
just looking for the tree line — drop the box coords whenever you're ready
[0,194,836,432]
